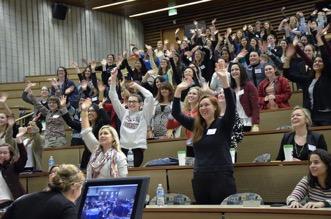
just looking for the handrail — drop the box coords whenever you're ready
[15,112,34,122]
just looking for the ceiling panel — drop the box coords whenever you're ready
[51,0,214,18]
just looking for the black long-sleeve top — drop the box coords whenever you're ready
[62,107,110,137]
[98,64,123,86]
[276,131,328,161]
[0,143,27,200]
[123,58,147,81]
[171,87,235,173]
[283,45,331,112]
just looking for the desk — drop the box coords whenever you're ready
[129,162,308,203]
[143,205,331,219]
[41,146,83,171]
[20,172,48,193]
[128,167,168,198]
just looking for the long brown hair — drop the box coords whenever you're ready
[155,82,174,103]
[192,96,220,143]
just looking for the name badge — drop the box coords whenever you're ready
[308,144,316,151]
[238,89,244,96]
[207,128,216,135]
[91,96,98,102]
[52,115,60,119]
[255,68,262,74]
[200,65,206,70]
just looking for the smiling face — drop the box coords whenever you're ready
[194,51,202,62]
[217,89,225,103]
[134,60,142,70]
[267,35,275,46]
[313,57,324,72]
[249,52,260,65]
[107,54,114,64]
[187,88,199,104]
[127,95,141,112]
[40,86,49,98]
[57,68,66,80]
[0,146,11,164]
[291,109,308,129]
[280,40,287,50]
[264,22,270,30]
[160,59,168,69]
[88,107,97,123]
[184,68,194,80]
[309,154,327,178]
[241,38,247,46]
[250,38,257,47]
[160,88,170,98]
[231,64,241,80]
[199,97,217,122]
[98,128,114,147]
[304,45,314,59]
[236,30,243,38]
[84,67,91,78]
[47,100,59,112]
[0,113,8,126]
[157,41,163,49]
[264,65,276,79]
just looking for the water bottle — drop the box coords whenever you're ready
[48,155,55,171]
[127,149,134,168]
[156,184,165,206]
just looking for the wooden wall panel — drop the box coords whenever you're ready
[142,0,318,47]
[0,0,144,83]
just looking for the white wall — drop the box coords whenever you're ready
[0,0,144,82]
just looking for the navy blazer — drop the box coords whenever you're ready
[276,131,328,161]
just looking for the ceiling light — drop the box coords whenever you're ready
[129,0,212,18]
[92,0,136,10]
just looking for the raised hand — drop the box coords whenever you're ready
[176,79,193,91]
[49,78,58,88]
[81,98,92,111]
[90,60,97,71]
[0,93,8,103]
[101,59,107,66]
[64,86,74,95]
[193,20,198,26]
[16,127,28,139]
[292,36,299,46]
[71,61,79,69]
[237,49,248,59]
[24,81,36,92]
[211,18,216,25]
[6,115,15,127]
[60,95,67,108]
[175,28,180,35]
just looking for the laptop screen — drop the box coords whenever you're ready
[78,177,149,219]
[80,184,138,219]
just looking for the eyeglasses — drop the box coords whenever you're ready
[128,100,139,104]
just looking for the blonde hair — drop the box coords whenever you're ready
[98,125,121,152]
[48,164,85,193]
[292,106,312,128]
[192,96,220,143]
[183,86,202,112]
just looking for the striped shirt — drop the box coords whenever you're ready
[287,176,331,206]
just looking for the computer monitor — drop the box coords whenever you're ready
[78,176,150,219]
